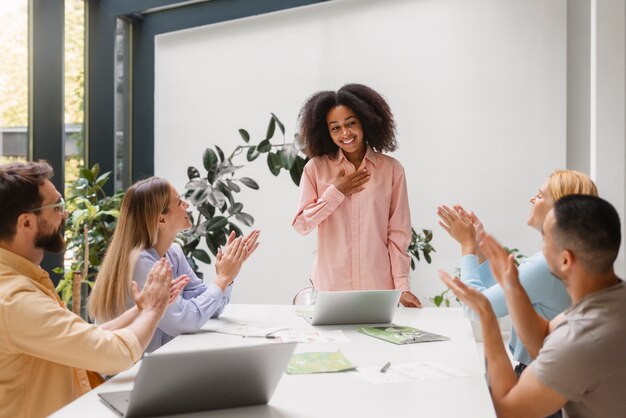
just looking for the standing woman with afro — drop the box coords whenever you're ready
[292,84,421,307]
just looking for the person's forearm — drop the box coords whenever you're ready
[125,309,162,349]
[99,306,140,331]
[502,283,550,359]
[481,308,518,400]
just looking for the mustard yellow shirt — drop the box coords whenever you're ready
[0,247,142,418]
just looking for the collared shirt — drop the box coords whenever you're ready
[292,146,412,291]
[0,247,142,418]
[133,244,232,353]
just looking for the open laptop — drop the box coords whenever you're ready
[98,342,296,417]
[306,289,401,325]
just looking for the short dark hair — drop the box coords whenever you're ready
[298,83,397,157]
[553,194,621,273]
[0,161,54,240]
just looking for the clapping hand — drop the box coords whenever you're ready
[479,234,521,290]
[437,205,477,254]
[214,236,248,290]
[132,259,189,317]
[454,205,486,244]
[221,229,260,262]
[438,269,491,316]
[333,168,371,196]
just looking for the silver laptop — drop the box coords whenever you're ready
[98,342,296,417]
[306,290,401,325]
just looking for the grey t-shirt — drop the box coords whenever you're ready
[531,281,626,418]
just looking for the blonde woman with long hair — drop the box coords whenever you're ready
[89,177,260,352]
[436,169,597,418]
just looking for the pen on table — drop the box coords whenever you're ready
[243,334,278,339]
[380,362,391,373]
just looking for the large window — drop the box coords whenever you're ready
[0,0,29,163]
[64,0,86,191]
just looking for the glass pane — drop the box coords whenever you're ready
[64,0,85,191]
[0,0,29,163]
[114,18,132,191]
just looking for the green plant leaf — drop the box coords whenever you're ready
[289,156,308,186]
[228,202,243,214]
[216,164,243,177]
[205,234,218,256]
[95,172,111,188]
[293,133,304,151]
[80,168,95,182]
[203,148,218,173]
[215,145,225,162]
[271,113,285,135]
[206,216,229,232]
[246,146,260,161]
[228,222,243,237]
[235,212,254,226]
[257,139,272,153]
[191,249,212,264]
[266,116,276,140]
[239,177,259,190]
[187,166,200,180]
[267,152,282,176]
[278,146,297,170]
[239,129,250,143]
[226,180,240,193]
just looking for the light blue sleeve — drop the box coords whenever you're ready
[478,260,497,288]
[460,254,509,320]
[459,252,566,322]
[133,245,232,337]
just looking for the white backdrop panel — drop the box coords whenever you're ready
[155,0,566,304]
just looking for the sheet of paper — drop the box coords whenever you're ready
[356,361,468,385]
[268,330,349,344]
[201,318,286,337]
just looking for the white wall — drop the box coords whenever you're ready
[155,0,567,304]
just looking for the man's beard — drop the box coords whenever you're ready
[35,223,65,253]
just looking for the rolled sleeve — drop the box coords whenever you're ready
[292,161,345,236]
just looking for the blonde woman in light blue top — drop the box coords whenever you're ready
[437,170,598,368]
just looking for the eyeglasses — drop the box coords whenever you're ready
[31,197,66,213]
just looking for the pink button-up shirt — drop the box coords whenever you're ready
[292,147,412,292]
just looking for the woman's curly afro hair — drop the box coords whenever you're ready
[298,83,397,157]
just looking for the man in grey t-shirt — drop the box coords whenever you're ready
[440,195,626,418]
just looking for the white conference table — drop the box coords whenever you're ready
[52,305,496,418]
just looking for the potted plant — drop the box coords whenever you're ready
[54,164,123,317]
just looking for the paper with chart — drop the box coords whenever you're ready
[357,361,468,385]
